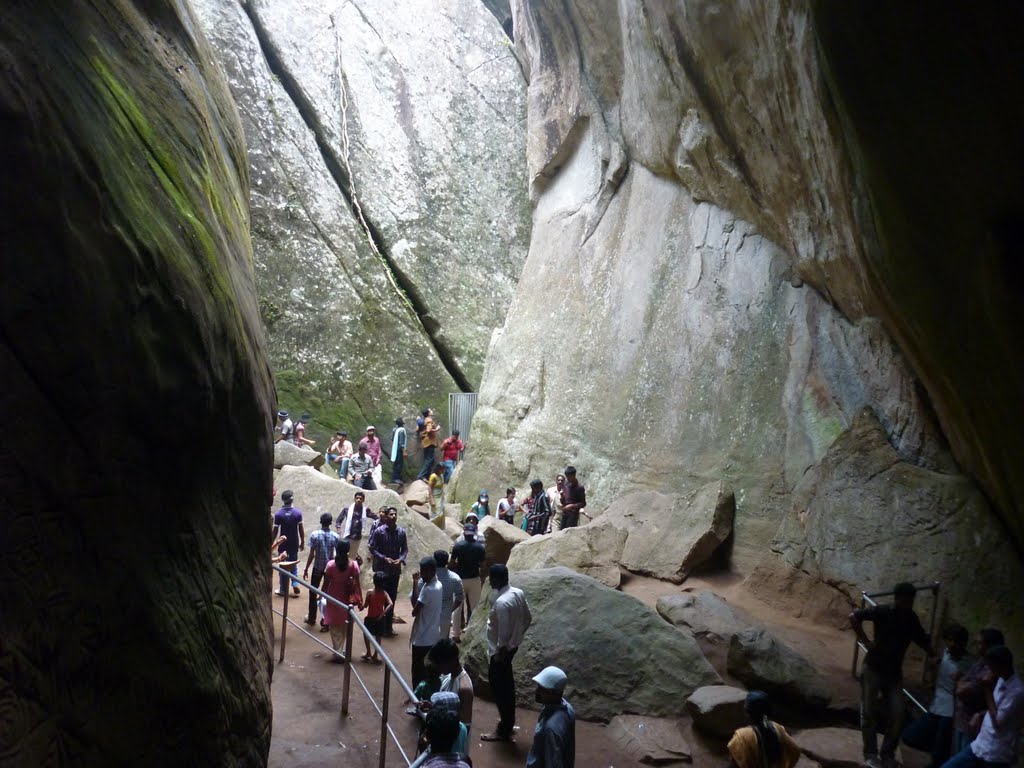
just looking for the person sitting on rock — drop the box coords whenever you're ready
[349,444,376,490]
[954,628,1005,752]
[331,429,353,480]
[326,431,345,473]
[524,479,553,535]
[275,410,294,444]
[727,690,801,768]
[901,623,974,767]
[850,582,934,768]
[496,487,519,525]
[293,411,316,447]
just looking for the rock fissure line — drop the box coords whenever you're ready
[240,0,472,392]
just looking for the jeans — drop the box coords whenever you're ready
[417,446,436,480]
[391,452,405,483]
[277,549,298,593]
[307,568,325,623]
[489,647,518,736]
[941,743,1010,768]
[442,459,456,483]
[902,712,953,767]
[380,572,400,634]
[338,456,350,480]
[861,666,906,759]
[953,730,973,755]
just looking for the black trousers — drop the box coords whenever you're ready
[307,568,324,623]
[380,572,400,634]
[489,647,518,735]
[412,644,431,690]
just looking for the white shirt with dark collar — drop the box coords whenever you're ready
[972,672,1024,764]
[486,584,531,657]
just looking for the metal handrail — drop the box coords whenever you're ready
[851,581,941,714]
[270,562,417,767]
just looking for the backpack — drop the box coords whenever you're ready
[415,416,426,435]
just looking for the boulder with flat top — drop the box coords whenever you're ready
[726,627,830,710]
[274,440,321,469]
[478,515,530,566]
[685,685,749,739]
[506,524,627,588]
[657,591,745,640]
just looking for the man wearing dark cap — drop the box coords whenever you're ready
[558,466,588,530]
[303,512,340,628]
[275,410,294,444]
[850,582,933,768]
[272,490,305,596]
[527,666,575,768]
[450,523,486,642]
[293,412,316,448]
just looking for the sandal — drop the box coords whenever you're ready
[360,653,373,661]
[371,657,382,665]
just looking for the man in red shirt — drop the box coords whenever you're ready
[440,429,464,482]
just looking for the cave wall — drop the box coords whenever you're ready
[191,0,530,444]
[457,0,1024,636]
[0,1,274,764]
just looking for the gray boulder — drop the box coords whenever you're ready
[595,482,735,583]
[684,685,748,739]
[656,591,745,640]
[461,567,720,720]
[274,466,451,593]
[795,727,876,768]
[273,440,321,469]
[726,628,830,710]
[478,516,530,566]
[607,715,691,765]
[506,524,627,588]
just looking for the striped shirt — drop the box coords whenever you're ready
[308,529,341,572]
[435,567,464,629]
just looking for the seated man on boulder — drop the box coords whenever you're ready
[850,582,933,768]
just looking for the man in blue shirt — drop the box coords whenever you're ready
[272,490,305,596]
[526,666,575,768]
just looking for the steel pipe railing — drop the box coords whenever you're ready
[270,562,416,767]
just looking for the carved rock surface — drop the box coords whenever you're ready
[607,715,692,765]
[506,523,627,588]
[0,2,274,763]
[461,567,720,720]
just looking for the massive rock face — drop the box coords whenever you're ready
[457,0,1024,637]
[0,1,274,764]
[192,0,530,445]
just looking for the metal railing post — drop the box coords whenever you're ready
[341,613,355,716]
[279,588,290,664]
[379,664,392,768]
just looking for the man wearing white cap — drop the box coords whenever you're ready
[359,425,383,488]
[527,666,575,768]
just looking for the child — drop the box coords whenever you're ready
[361,571,394,663]
[428,463,445,525]
[496,487,518,524]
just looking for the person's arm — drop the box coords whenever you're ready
[452,577,465,612]
[849,609,874,650]
[398,531,408,565]
[983,674,1024,730]
[913,616,933,654]
[368,529,384,563]
[522,594,533,633]
[543,713,570,768]
[302,540,315,577]
[298,523,305,551]
[411,576,423,616]
[383,591,394,615]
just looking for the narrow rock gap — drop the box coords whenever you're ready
[239,0,473,393]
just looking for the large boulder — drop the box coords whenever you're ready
[506,524,627,588]
[795,727,876,768]
[726,628,830,710]
[656,591,745,641]
[595,482,735,583]
[461,567,720,721]
[402,480,431,509]
[478,515,530,566]
[274,440,321,469]
[193,0,530,446]
[275,466,451,592]
[607,715,691,765]
[0,1,274,763]
[685,685,749,740]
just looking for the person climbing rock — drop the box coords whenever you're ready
[391,418,408,485]
[526,666,575,768]
[428,462,446,525]
[727,690,801,768]
[303,512,340,628]
[850,582,934,768]
[418,408,441,481]
[332,429,353,480]
[480,564,532,742]
[272,489,305,596]
[558,466,588,529]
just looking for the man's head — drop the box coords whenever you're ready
[335,431,343,438]
[489,563,509,590]
[340,430,348,438]
[277,410,289,421]
[357,444,367,455]
[281,489,294,505]
[427,638,461,674]
[425,708,461,755]
[319,512,333,528]
[556,473,565,488]
[421,408,430,418]
[532,666,568,705]
[984,645,1014,679]
[365,425,375,438]
[564,466,577,485]
[395,417,405,427]
[434,550,449,568]
[353,491,365,505]
[462,522,477,540]
[979,627,1006,654]
[942,623,969,657]
[892,582,916,610]
[530,479,544,494]
[385,507,398,528]
[452,429,460,438]
[744,690,772,724]
[419,556,437,582]
[464,511,479,526]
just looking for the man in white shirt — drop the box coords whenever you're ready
[480,564,532,742]
[943,645,1024,768]
[410,557,444,689]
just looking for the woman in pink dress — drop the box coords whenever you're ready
[323,539,362,662]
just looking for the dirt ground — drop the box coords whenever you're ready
[267,569,931,767]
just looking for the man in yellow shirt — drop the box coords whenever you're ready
[417,408,441,481]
